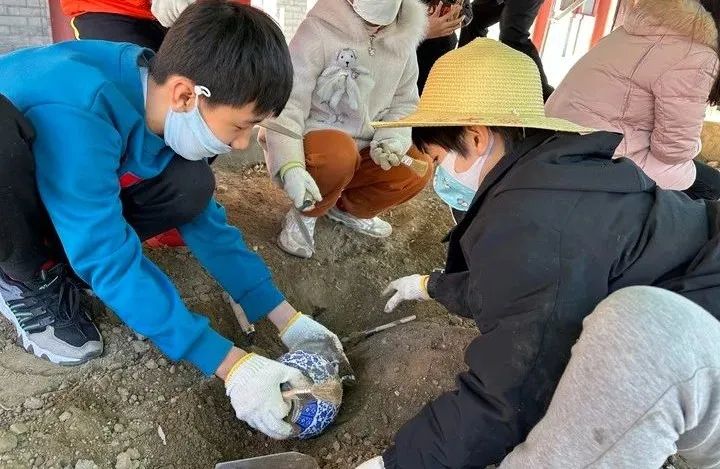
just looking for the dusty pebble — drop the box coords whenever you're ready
[114,424,125,433]
[448,315,463,326]
[9,423,29,435]
[23,397,44,410]
[332,441,341,451]
[115,448,140,469]
[145,359,158,370]
[75,459,99,469]
[108,362,123,372]
[0,431,18,453]
[131,341,150,354]
[59,411,72,422]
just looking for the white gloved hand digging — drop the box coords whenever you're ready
[383,274,430,313]
[281,312,355,383]
[225,353,310,439]
[356,456,385,468]
[281,166,323,211]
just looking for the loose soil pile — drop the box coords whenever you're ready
[0,161,481,469]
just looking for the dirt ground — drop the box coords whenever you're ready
[0,159,696,469]
[0,161,484,469]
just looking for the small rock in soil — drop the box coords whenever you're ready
[332,441,341,451]
[145,359,158,370]
[23,397,44,410]
[0,431,18,453]
[59,411,72,422]
[131,341,149,354]
[9,423,29,435]
[115,448,140,469]
[75,459,99,469]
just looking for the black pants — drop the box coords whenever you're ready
[459,0,553,101]
[0,96,215,281]
[685,160,720,201]
[417,34,459,94]
[73,12,167,51]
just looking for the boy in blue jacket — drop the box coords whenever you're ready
[0,0,350,440]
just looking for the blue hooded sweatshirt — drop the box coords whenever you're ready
[0,41,285,375]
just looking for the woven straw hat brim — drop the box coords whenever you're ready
[371,38,595,134]
[372,113,593,133]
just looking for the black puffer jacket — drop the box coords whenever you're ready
[383,130,720,468]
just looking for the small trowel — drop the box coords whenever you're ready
[215,452,319,469]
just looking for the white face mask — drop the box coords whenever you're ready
[348,0,402,26]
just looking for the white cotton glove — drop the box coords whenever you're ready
[356,456,385,469]
[280,166,323,211]
[225,353,310,439]
[370,138,406,171]
[151,0,195,27]
[280,312,355,383]
[383,274,430,313]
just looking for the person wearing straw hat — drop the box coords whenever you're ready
[356,38,720,468]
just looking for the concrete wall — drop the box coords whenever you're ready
[0,0,52,54]
[253,0,315,40]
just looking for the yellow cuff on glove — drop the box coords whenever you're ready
[279,311,304,337]
[225,352,255,383]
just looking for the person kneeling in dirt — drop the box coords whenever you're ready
[357,39,720,468]
[0,1,350,440]
[261,0,433,259]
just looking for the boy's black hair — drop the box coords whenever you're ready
[150,0,293,116]
[412,125,525,157]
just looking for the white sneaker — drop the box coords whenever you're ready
[327,207,392,238]
[278,210,317,259]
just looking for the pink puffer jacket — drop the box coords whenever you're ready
[546,0,719,190]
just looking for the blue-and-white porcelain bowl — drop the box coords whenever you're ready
[279,350,341,439]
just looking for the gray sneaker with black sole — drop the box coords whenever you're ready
[0,264,103,365]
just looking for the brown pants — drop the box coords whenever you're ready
[304,130,432,219]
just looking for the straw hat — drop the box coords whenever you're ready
[372,38,592,133]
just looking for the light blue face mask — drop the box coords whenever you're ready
[433,164,479,211]
[433,132,495,212]
[164,85,232,161]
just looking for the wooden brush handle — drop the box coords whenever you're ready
[401,155,430,177]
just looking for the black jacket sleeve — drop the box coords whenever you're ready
[427,271,474,318]
[384,215,575,468]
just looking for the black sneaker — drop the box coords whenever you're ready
[0,264,103,365]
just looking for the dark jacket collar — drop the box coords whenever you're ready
[450,130,645,243]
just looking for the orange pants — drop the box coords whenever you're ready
[304,130,432,219]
